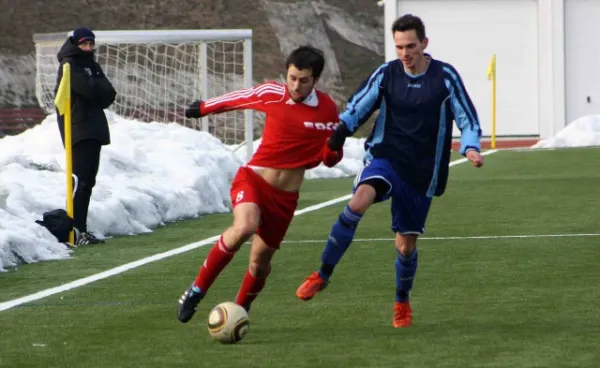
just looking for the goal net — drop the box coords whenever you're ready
[33,29,254,159]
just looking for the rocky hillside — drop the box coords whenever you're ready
[0,0,383,103]
[0,0,384,138]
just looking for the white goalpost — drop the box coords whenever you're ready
[33,29,254,160]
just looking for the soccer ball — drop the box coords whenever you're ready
[207,301,250,344]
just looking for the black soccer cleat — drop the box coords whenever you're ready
[177,285,204,323]
[74,228,105,246]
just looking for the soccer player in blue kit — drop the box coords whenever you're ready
[296,14,485,327]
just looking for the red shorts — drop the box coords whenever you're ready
[230,166,299,249]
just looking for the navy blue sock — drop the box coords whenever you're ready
[395,248,418,302]
[318,205,363,280]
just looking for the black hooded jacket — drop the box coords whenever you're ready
[54,37,116,146]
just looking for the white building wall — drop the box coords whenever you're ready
[537,0,565,140]
[564,0,600,125]
[385,0,573,140]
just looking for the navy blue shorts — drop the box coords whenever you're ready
[353,158,432,234]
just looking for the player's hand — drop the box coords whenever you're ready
[185,100,203,118]
[327,123,351,151]
[466,149,484,168]
[321,144,343,167]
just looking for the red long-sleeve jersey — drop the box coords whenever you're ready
[200,81,340,169]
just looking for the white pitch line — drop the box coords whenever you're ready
[282,233,600,244]
[0,150,497,312]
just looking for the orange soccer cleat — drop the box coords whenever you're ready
[393,301,413,328]
[296,272,328,301]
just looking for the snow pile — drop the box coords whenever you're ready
[533,115,600,148]
[0,112,365,270]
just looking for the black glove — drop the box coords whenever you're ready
[185,100,203,118]
[327,123,352,151]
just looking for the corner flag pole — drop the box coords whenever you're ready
[54,62,75,246]
[487,53,497,149]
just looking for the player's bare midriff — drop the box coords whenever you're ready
[252,167,305,192]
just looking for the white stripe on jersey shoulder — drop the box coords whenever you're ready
[204,82,285,107]
[256,82,286,97]
[261,81,287,105]
[259,81,286,91]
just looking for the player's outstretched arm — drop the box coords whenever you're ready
[185,81,285,119]
[328,65,387,151]
[443,64,483,167]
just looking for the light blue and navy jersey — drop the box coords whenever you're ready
[340,55,482,197]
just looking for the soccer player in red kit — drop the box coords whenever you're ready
[177,45,343,323]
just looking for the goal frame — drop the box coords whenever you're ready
[33,29,254,160]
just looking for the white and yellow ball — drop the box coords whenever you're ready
[207,301,250,344]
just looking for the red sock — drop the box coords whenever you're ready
[193,236,236,293]
[235,266,271,309]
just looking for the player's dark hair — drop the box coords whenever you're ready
[285,45,325,79]
[392,14,426,41]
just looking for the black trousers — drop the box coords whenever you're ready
[72,139,101,232]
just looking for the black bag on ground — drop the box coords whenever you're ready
[35,209,74,243]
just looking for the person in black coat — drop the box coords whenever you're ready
[55,27,116,245]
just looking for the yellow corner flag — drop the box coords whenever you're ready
[487,53,496,80]
[487,54,497,149]
[54,63,76,246]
